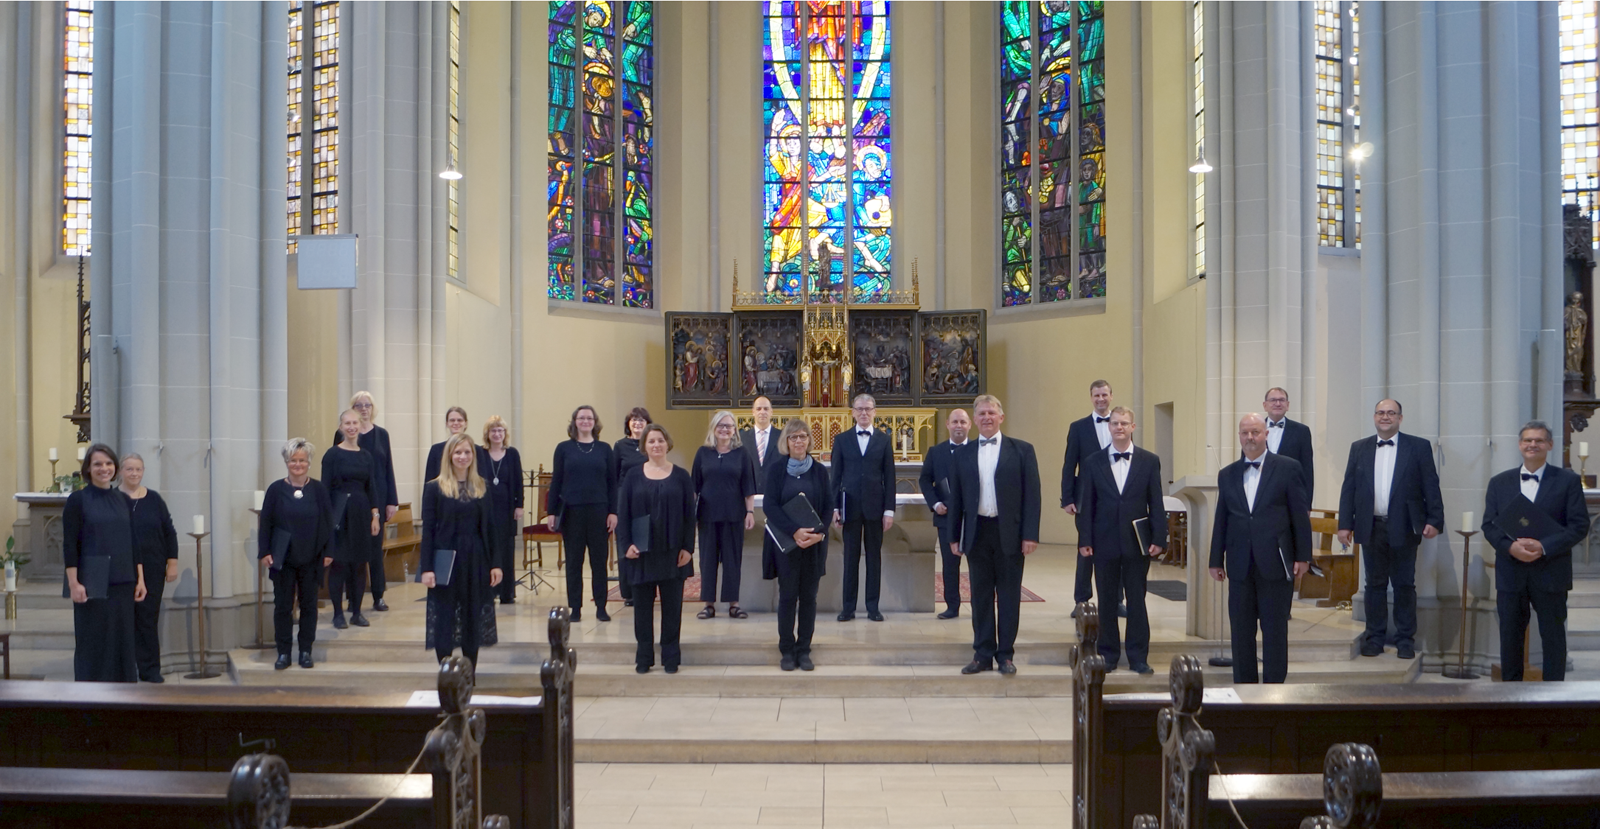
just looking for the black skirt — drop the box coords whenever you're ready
[74,582,138,683]
[424,536,499,652]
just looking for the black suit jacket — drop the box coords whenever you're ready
[1076,445,1168,558]
[917,440,966,541]
[1337,433,1444,546]
[740,425,785,494]
[1209,452,1313,581]
[1060,415,1108,508]
[830,427,896,520]
[1482,465,1591,594]
[947,435,1042,556]
[1268,418,1316,505]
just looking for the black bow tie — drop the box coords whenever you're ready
[1269,420,1285,428]
[1523,473,1540,482]
[1112,452,1131,462]
[1244,461,1260,470]
[1094,416,1110,423]
[979,437,999,447]
[1377,439,1395,447]
[857,430,872,437]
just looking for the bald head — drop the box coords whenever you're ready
[1239,412,1268,460]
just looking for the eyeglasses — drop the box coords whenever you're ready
[852,406,875,413]
[353,402,373,410]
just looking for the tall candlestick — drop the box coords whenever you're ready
[193,515,205,536]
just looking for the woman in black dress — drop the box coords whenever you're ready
[479,416,524,605]
[422,433,502,666]
[321,409,382,629]
[259,438,334,670]
[692,410,756,620]
[64,443,145,683]
[763,419,830,672]
[612,406,653,607]
[116,453,178,683]
[424,406,470,483]
[617,425,696,674]
[337,390,398,612]
[546,405,617,622]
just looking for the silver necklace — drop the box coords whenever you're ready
[288,478,307,499]
[576,439,597,454]
[489,453,505,486]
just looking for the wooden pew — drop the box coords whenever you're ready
[383,501,422,583]
[1297,511,1358,607]
[0,609,577,829]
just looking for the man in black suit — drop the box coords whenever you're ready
[1483,421,1591,681]
[1208,413,1312,683]
[919,408,971,620]
[830,394,896,622]
[949,395,1042,676]
[1336,399,1444,660]
[740,396,784,493]
[1076,407,1166,675]
[1061,380,1117,612]
[1263,387,1316,506]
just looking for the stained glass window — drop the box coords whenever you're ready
[287,1,303,251]
[1562,0,1600,248]
[287,0,339,252]
[1314,0,1360,248]
[548,1,654,308]
[63,0,93,257]
[999,1,1105,308]
[761,1,892,304]
[448,0,461,278]
[1192,0,1205,278]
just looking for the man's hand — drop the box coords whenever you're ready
[513,508,524,522]
[1509,538,1542,563]
[950,542,962,557]
[1208,567,1225,582]
[1063,504,1078,515]
[545,514,559,531]
[606,513,619,533]
[1422,524,1440,539]
[262,555,274,568]
[678,549,692,567]
[1022,540,1038,555]
[1336,529,1353,549]
[1293,560,1310,578]
[1079,546,1093,558]
[882,514,894,532]
[625,545,641,559]
[1148,545,1164,557]
[933,502,947,515]
[833,510,843,528]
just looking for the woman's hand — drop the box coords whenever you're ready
[490,568,503,587]
[606,513,619,533]
[69,581,88,604]
[165,559,179,583]
[794,529,824,549]
[370,514,381,536]
[513,507,524,522]
[262,555,274,568]
[324,556,334,567]
[625,545,641,559]
[545,514,559,531]
[422,572,437,588]
[677,549,692,567]
[386,505,399,522]
[134,580,148,602]
[744,512,756,531]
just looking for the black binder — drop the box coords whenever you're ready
[432,549,457,587]
[630,515,652,554]
[270,528,293,561]
[766,494,827,554]
[330,491,352,531]
[1132,516,1152,555]
[80,556,110,600]
[1494,494,1565,540]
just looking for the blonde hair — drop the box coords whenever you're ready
[973,394,1004,414]
[703,410,743,449]
[482,415,512,447]
[436,433,486,499]
[337,409,363,445]
[281,438,315,462]
[350,390,376,419]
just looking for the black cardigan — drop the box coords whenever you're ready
[616,465,696,584]
[63,484,137,586]
[331,425,399,508]
[257,478,335,567]
[546,439,617,516]
[419,481,495,576]
[127,489,179,567]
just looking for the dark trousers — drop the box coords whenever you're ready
[1228,562,1294,683]
[938,530,962,613]
[633,578,684,669]
[561,504,610,610]
[273,560,320,655]
[430,584,481,665]
[133,557,168,679]
[699,519,744,603]
[1095,550,1151,667]
[840,515,884,614]
[967,516,1025,665]
[367,538,387,600]
[1361,517,1418,648]
[777,548,824,657]
[492,531,516,603]
[328,559,367,616]
[1498,587,1568,681]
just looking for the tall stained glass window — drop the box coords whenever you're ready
[761,1,892,303]
[547,1,654,308]
[1192,0,1205,278]
[287,0,339,252]
[63,0,94,257]
[1313,0,1360,248]
[448,0,461,277]
[1562,0,1600,248]
[999,1,1105,309]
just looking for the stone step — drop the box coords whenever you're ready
[1569,608,1600,651]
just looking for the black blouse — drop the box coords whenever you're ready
[424,441,448,485]
[547,439,617,516]
[479,446,525,526]
[257,478,334,567]
[126,489,179,567]
[614,437,646,491]
[616,466,696,584]
[692,445,757,523]
[63,485,137,585]
[331,425,399,508]
[320,445,381,522]
[419,481,495,575]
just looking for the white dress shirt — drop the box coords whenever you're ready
[756,428,769,464]
[1266,418,1286,454]
[1373,433,1399,517]
[977,432,1003,517]
[1243,453,1264,512]
[1109,444,1133,494]
[1521,462,1545,502]
[1091,412,1112,449]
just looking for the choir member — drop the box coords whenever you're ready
[617,424,696,674]
[613,406,654,607]
[421,433,503,667]
[332,391,399,612]
[546,405,618,622]
[258,438,334,670]
[64,443,144,683]
[322,409,382,629]
[117,453,178,683]
[480,416,525,605]
[830,394,896,621]
[762,418,830,671]
[692,411,756,619]
[425,406,470,484]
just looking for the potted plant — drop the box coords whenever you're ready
[1,535,30,592]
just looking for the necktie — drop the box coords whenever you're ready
[1270,420,1285,428]
[1095,416,1110,423]
[1244,461,1260,470]
[1112,452,1131,462]
[757,430,767,462]
[1523,473,1540,482]
[979,437,998,447]
[857,430,872,437]
[1377,439,1395,447]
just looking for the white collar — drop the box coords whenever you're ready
[1242,451,1268,466]
[1267,416,1286,427]
[1108,443,1134,457]
[1377,431,1402,444]
[1091,411,1110,422]
[950,439,968,446]
[1522,462,1547,479]
[978,431,1003,445]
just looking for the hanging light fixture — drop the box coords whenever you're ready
[1189,141,1213,174]
[439,153,462,181]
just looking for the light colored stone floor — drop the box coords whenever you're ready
[573,762,1074,829]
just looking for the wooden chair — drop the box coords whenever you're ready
[380,502,420,583]
[1298,513,1359,607]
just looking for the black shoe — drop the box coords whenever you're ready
[999,660,1017,676]
[1397,644,1416,660]
[781,655,797,671]
[636,665,650,674]
[333,614,349,630]
[500,598,515,605]
[372,598,389,612]
[1132,662,1155,676]
[797,654,814,671]
[299,651,314,669]
[665,665,679,674]
[142,673,165,684]
[1071,607,1080,619]
[571,608,582,622]
[837,611,855,622]
[624,600,634,608]
[274,654,291,671]
[595,607,611,622]
[1359,644,1382,657]
[937,608,959,619]
[868,611,884,622]
[350,613,370,627]
[1104,663,1119,673]
[961,660,993,675]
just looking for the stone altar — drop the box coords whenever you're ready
[12,493,68,582]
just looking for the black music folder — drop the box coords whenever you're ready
[630,515,653,554]
[80,556,110,600]
[330,491,352,531]
[766,494,827,554]
[1494,494,1565,540]
[432,549,457,587]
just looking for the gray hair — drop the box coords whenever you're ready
[282,437,316,463]
[1519,420,1555,443]
[703,410,743,449]
[122,453,145,465]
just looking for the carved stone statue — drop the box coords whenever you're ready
[1566,291,1588,375]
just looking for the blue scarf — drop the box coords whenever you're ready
[786,455,813,476]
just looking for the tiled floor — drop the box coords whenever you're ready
[573,762,1074,829]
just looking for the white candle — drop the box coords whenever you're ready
[76,447,86,461]
[4,570,15,592]
[1582,442,1590,459]
[193,515,205,536]
[253,490,266,510]
[1461,511,1474,534]
[48,447,57,461]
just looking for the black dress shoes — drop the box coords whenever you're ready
[595,606,611,622]
[372,598,389,612]
[571,608,583,622]
[350,613,370,627]
[299,651,315,669]
[961,659,993,675]
[837,611,855,622]
[797,654,814,671]
[937,608,959,619]
[635,665,650,674]
[1359,643,1382,657]
[664,665,679,674]
[998,660,1017,675]
[333,614,349,630]
[1132,662,1155,676]
[1397,644,1416,660]
[781,655,797,671]
[867,611,884,622]
[274,654,291,671]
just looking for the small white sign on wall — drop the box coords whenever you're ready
[294,234,359,290]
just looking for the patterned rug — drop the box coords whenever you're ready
[605,575,1043,603]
